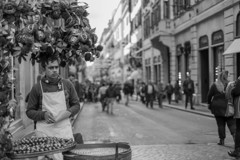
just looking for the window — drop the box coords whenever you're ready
[237,13,240,37]
[144,14,151,39]
[151,2,161,28]
[164,0,170,19]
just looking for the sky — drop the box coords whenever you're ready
[84,0,120,42]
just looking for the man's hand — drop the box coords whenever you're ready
[44,112,55,124]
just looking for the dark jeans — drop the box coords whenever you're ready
[157,94,163,107]
[215,116,235,140]
[185,94,193,108]
[146,94,154,108]
[167,93,172,104]
[236,119,240,149]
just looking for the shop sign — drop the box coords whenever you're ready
[212,30,224,45]
[199,35,208,48]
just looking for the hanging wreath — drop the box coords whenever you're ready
[0,1,103,159]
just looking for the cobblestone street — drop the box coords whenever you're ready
[131,144,234,160]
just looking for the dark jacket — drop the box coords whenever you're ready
[207,83,227,116]
[26,76,80,122]
[183,79,195,95]
[144,84,155,96]
[106,85,116,98]
[232,79,240,118]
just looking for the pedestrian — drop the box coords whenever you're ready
[174,80,181,103]
[105,82,116,114]
[207,70,235,146]
[183,75,195,110]
[145,81,155,108]
[157,81,164,108]
[228,75,240,158]
[123,81,131,106]
[115,82,122,103]
[98,83,108,111]
[164,81,174,104]
[26,56,80,160]
[140,82,146,104]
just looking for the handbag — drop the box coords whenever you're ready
[225,102,234,117]
[210,92,228,116]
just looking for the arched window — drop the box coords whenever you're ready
[236,13,240,37]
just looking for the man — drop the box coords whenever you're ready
[26,56,80,160]
[156,81,164,108]
[164,81,174,104]
[183,75,195,110]
[98,83,108,111]
[105,82,116,114]
[123,81,131,106]
[145,81,155,108]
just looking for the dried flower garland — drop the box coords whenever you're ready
[0,0,103,159]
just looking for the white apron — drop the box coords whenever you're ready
[37,81,73,160]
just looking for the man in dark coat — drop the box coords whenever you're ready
[183,76,195,110]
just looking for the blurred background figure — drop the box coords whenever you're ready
[145,81,155,109]
[156,81,164,108]
[123,81,131,106]
[114,82,122,103]
[98,82,108,112]
[105,82,116,114]
[183,75,195,110]
[174,80,181,104]
[164,81,174,104]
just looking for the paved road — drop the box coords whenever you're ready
[73,100,235,159]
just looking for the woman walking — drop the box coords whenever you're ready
[207,70,235,146]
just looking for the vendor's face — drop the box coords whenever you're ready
[45,60,59,79]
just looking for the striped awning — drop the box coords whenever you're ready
[223,38,240,55]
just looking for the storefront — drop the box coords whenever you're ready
[199,35,209,103]
[211,30,224,82]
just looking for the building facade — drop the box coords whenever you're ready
[100,0,240,105]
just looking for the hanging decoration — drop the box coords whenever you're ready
[0,0,103,159]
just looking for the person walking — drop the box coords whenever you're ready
[123,81,131,106]
[26,56,80,160]
[145,81,155,108]
[183,75,195,110]
[207,70,235,146]
[174,80,181,104]
[228,76,240,158]
[105,82,116,114]
[164,81,174,104]
[157,81,164,108]
[98,83,108,112]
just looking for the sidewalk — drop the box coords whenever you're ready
[161,100,214,118]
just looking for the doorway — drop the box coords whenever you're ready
[200,49,209,103]
[237,53,240,78]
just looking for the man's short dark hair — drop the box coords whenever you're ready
[41,56,60,69]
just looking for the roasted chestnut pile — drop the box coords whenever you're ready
[12,137,74,154]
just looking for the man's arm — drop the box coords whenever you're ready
[26,84,46,121]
